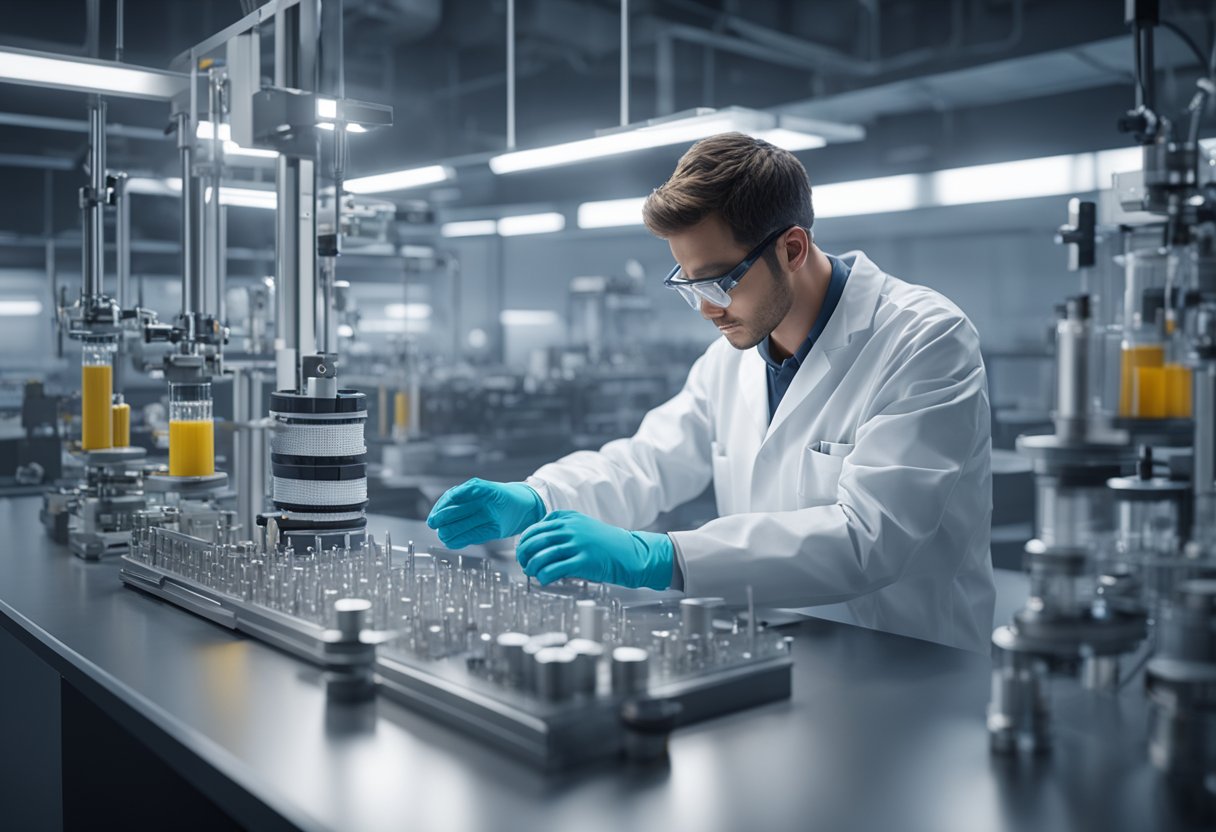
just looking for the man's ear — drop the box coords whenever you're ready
[782,227,810,272]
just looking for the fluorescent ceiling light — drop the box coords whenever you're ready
[400,245,436,259]
[316,97,338,120]
[126,176,181,197]
[500,309,561,326]
[441,220,497,238]
[318,122,368,133]
[497,212,565,236]
[197,121,279,159]
[336,324,355,338]
[933,154,1090,207]
[577,197,647,229]
[202,184,277,210]
[345,165,452,194]
[489,107,861,175]
[815,174,919,218]
[0,299,43,316]
[755,129,828,152]
[361,318,430,334]
[565,145,1179,226]
[0,46,185,100]
[385,303,432,321]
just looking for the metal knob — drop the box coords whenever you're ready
[334,597,371,641]
[522,632,568,691]
[566,638,605,695]
[680,597,724,640]
[577,599,608,641]
[611,646,650,696]
[534,646,577,701]
[495,632,530,686]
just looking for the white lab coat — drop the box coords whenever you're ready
[527,251,995,653]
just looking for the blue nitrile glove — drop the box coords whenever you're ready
[515,510,674,590]
[426,478,545,549]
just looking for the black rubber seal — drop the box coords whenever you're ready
[271,452,367,467]
[272,461,367,481]
[270,389,367,415]
[271,500,369,513]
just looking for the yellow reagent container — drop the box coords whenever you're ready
[394,391,409,432]
[81,364,113,450]
[1165,363,1193,419]
[169,419,215,477]
[1119,344,1166,418]
[168,381,215,477]
[112,400,130,448]
[81,340,115,451]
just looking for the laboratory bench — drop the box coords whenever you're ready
[0,494,1205,832]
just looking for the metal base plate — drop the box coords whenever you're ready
[72,446,147,467]
[119,554,794,770]
[144,472,229,495]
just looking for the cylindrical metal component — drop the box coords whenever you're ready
[1080,655,1121,691]
[680,597,724,640]
[176,110,200,318]
[1193,361,1216,544]
[577,599,607,641]
[232,367,269,538]
[566,638,604,695]
[1054,296,1090,442]
[269,389,368,548]
[334,597,370,640]
[114,172,129,309]
[611,646,649,696]
[534,646,577,702]
[521,632,568,692]
[495,631,530,686]
[84,100,106,302]
[206,68,224,325]
[987,643,1050,755]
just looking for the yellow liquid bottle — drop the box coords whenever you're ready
[394,390,409,431]
[112,400,130,448]
[1119,343,1166,418]
[168,381,215,476]
[169,419,215,476]
[1165,363,1192,418]
[81,343,115,450]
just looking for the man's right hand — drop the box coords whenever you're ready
[425,478,546,549]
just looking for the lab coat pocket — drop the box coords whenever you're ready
[711,441,732,517]
[797,444,849,506]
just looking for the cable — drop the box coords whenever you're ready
[1159,19,1210,70]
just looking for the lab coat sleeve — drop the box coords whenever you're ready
[525,346,718,531]
[670,314,990,607]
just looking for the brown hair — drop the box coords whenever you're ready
[642,132,814,250]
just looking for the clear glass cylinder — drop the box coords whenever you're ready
[80,339,116,451]
[1036,481,1114,549]
[168,381,214,477]
[111,393,130,448]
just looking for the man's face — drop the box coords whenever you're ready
[666,214,793,350]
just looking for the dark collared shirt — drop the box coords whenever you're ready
[757,253,851,422]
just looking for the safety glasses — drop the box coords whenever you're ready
[663,225,796,310]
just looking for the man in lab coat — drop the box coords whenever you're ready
[427,132,995,653]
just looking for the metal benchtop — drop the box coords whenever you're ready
[0,496,1202,832]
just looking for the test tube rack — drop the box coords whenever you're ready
[120,525,792,769]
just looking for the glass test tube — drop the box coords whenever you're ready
[81,339,116,450]
[168,381,215,476]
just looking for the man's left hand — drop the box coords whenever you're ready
[515,510,674,590]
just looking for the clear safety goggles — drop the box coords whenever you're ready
[663,225,804,310]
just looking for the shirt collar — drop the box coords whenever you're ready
[757,253,848,371]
